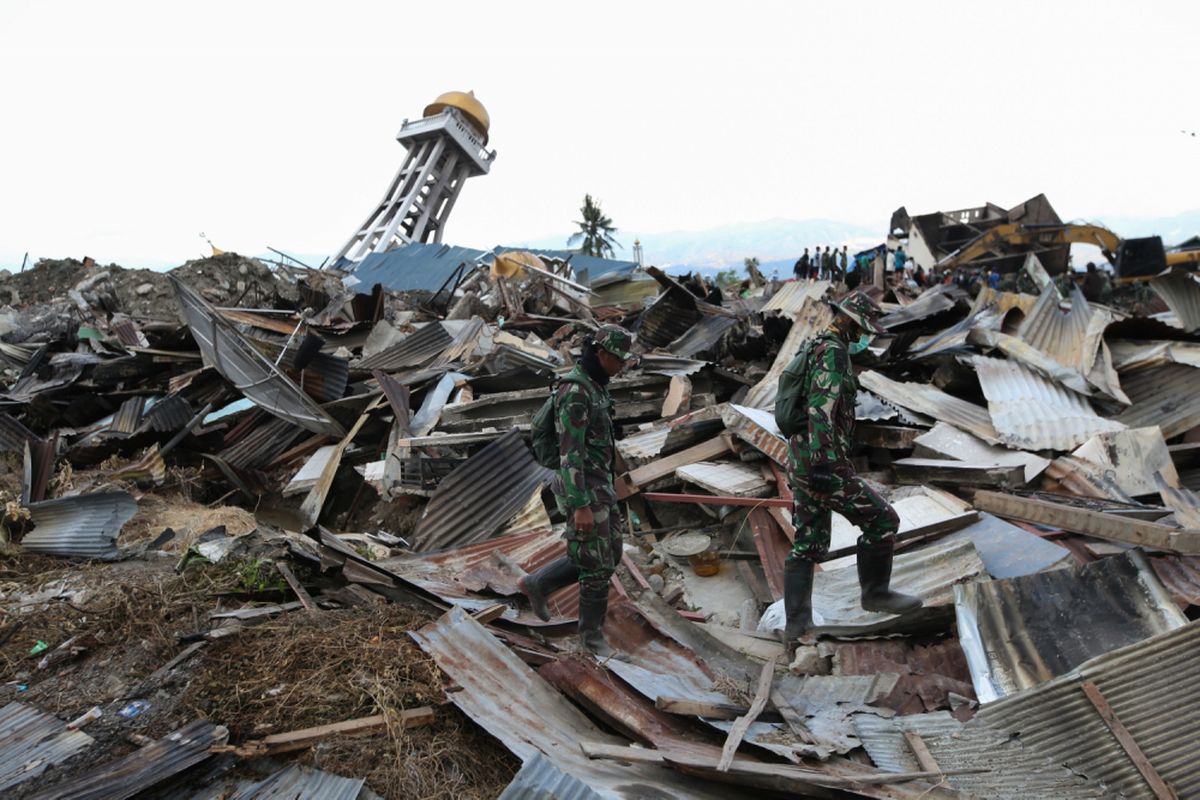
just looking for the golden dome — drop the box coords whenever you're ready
[423,90,490,144]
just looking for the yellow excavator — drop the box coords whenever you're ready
[935,222,1200,281]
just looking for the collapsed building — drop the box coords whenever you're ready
[1,93,1199,799]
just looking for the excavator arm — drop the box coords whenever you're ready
[935,223,1123,272]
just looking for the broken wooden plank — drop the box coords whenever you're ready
[470,604,509,625]
[215,708,435,757]
[655,696,785,724]
[718,655,776,771]
[819,511,980,561]
[275,561,317,611]
[617,437,732,499]
[1081,681,1178,800]
[974,490,1200,555]
[902,730,942,776]
[299,406,373,527]
[893,458,1026,488]
[855,424,923,450]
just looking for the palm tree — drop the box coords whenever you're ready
[567,194,621,258]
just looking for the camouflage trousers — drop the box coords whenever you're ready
[788,464,899,563]
[562,503,622,589]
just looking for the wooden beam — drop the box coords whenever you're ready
[820,511,979,561]
[893,458,1026,488]
[973,491,1200,555]
[855,424,923,450]
[470,604,509,625]
[903,730,942,776]
[617,437,732,499]
[216,708,435,757]
[275,561,317,611]
[655,696,784,724]
[719,656,776,771]
[1081,681,1178,800]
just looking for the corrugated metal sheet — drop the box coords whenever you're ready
[1047,427,1179,501]
[26,719,227,800]
[637,355,707,377]
[409,605,733,800]
[675,460,770,497]
[218,415,306,470]
[666,314,736,357]
[143,394,195,432]
[973,621,1200,800]
[857,371,1001,444]
[1150,270,1200,332]
[1109,339,1200,371]
[955,550,1187,703]
[1017,285,1126,400]
[498,752,605,800]
[227,763,364,800]
[742,296,833,409]
[410,429,552,552]
[972,356,1124,451]
[721,403,789,465]
[914,421,1050,483]
[878,285,961,329]
[349,241,486,293]
[1115,364,1200,438]
[616,425,671,464]
[111,396,147,434]
[1150,555,1200,607]
[0,413,36,454]
[970,327,1097,396]
[759,279,830,315]
[0,701,93,792]
[968,287,1039,317]
[22,491,137,559]
[493,246,640,285]
[356,322,453,371]
[828,638,975,715]
[636,288,701,349]
[855,712,1106,798]
[172,276,345,437]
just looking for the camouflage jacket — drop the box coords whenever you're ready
[553,364,616,510]
[787,331,857,468]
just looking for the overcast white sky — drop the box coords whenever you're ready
[1,0,1197,269]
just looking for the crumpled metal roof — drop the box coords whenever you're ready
[1150,270,1200,332]
[498,752,605,800]
[675,460,770,497]
[349,241,486,293]
[858,370,1001,444]
[742,296,833,409]
[22,491,137,560]
[759,279,830,315]
[955,550,1187,703]
[973,621,1200,800]
[410,429,552,552]
[878,285,962,329]
[972,356,1124,451]
[0,702,94,793]
[1109,338,1200,370]
[1115,363,1200,438]
[720,403,788,465]
[409,606,733,800]
[1016,285,1126,400]
[356,322,454,372]
[172,276,345,437]
[666,314,736,358]
[226,763,365,800]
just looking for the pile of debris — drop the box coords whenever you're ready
[1,241,1198,799]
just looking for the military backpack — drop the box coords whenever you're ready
[530,374,591,470]
[773,339,818,437]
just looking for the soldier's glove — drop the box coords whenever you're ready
[808,466,834,496]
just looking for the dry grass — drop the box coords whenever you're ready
[121,492,259,550]
[182,604,518,799]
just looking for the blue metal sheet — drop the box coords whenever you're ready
[349,242,487,293]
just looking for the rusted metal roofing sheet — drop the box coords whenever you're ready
[498,752,605,800]
[973,621,1200,800]
[1048,427,1180,501]
[1115,364,1200,438]
[226,763,364,800]
[143,393,194,432]
[955,550,1187,703]
[759,279,830,315]
[1150,270,1200,332]
[410,429,552,552]
[636,288,701,349]
[26,719,227,800]
[855,711,1106,798]
[743,296,833,409]
[858,370,1001,444]
[22,491,137,560]
[0,701,94,792]
[382,527,576,625]
[217,414,306,470]
[972,356,1124,451]
[827,638,975,715]
[721,403,789,465]
[171,276,345,437]
[410,606,734,800]
[1150,555,1200,607]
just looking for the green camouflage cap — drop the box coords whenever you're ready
[594,324,634,360]
[832,291,886,334]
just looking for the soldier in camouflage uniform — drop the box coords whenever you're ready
[519,324,633,658]
[775,292,922,652]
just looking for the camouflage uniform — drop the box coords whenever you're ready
[552,363,621,588]
[784,304,899,563]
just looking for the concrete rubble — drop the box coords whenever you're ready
[1,203,1199,799]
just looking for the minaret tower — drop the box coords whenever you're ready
[332,91,495,264]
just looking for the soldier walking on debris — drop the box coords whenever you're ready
[519,325,634,658]
[773,292,921,653]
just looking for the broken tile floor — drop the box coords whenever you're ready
[0,246,1198,798]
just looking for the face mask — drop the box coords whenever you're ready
[849,333,871,355]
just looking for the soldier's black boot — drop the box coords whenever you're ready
[518,557,578,622]
[578,583,620,660]
[857,537,922,614]
[781,558,815,655]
